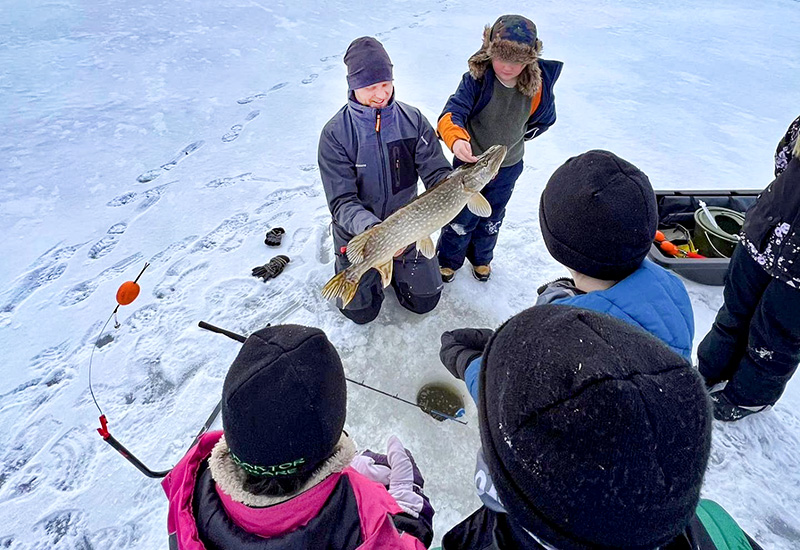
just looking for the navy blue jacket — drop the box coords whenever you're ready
[438,60,563,146]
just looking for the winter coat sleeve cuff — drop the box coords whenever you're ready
[464,357,482,404]
[437,113,471,151]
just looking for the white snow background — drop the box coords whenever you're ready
[1,0,799,548]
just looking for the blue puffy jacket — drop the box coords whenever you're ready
[464,260,694,401]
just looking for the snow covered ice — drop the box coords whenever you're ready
[1,0,799,548]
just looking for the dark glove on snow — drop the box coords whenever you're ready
[251,255,290,281]
[264,227,285,247]
[439,328,494,380]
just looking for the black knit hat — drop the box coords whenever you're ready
[222,325,347,479]
[479,305,712,550]
[344,36,393,91]
[539,150,658,280]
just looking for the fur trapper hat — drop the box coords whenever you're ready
[468,14,543,97]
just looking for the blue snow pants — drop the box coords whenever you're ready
[437,160,524,270]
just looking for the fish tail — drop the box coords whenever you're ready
[321,270,360,308]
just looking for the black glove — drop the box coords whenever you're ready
[439,328,494,380]
[251,255,290,281]
[264,227,285,247]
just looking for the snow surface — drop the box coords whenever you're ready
[1,0,799,548]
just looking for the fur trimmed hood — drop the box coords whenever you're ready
[209,433,357,508]
[468,15,543,97]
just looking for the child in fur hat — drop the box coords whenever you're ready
[437,15,563,283]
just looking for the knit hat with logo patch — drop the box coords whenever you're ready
[222,324,347,479]
[539,149,658,280]
[344,36,393,91]
[479,305,711,550]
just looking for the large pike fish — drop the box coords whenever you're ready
[322,144,507,307]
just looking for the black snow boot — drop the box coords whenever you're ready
[709,390,770,422]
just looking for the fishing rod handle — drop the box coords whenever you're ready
[198,321,247,343]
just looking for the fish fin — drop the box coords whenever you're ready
[416,236,436,259]
[375,259,393,288]
[321,270,360,308]
[466,192,492,217]
[346,228,373,264]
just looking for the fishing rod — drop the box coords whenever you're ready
[89,262,176,478]
[198,321,469,425]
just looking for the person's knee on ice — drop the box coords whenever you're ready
[340,302,382,325]
[397,289,442,315]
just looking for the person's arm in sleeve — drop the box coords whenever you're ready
[318,128,381,236]
[463,356,482,404]
[524,97,556,141]
[415,115,452,190]
[524,60,563,141]
[437,73,480,152]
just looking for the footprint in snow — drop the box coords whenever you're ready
[236,82,289,104]
[87,223,128,260]
[222,110,260,143]
[136,141,204,182]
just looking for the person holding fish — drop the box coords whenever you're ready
[436,15,562,282]
[319,36,453,324]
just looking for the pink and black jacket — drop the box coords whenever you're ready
[163,432,432,550]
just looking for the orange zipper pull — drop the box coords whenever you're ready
[375,112,381,132]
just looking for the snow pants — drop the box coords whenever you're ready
[698,245,800,406]
[437,160,524,270]
[332,226,443,324]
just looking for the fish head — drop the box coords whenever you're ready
[462,144,507,191]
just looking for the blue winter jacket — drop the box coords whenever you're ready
[464,260,695,401]
[438,59,563,145]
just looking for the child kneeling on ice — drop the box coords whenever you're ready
[439,305,761,550]
[163,324,434,550]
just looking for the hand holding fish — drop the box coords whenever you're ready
[322,145,507,307]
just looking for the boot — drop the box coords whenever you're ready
[472,264,491,282]
[709,390,770,422]
[440,267,456,283]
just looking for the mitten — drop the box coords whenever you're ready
[439,328,494,380]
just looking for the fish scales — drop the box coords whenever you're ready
[322,145,507,307]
